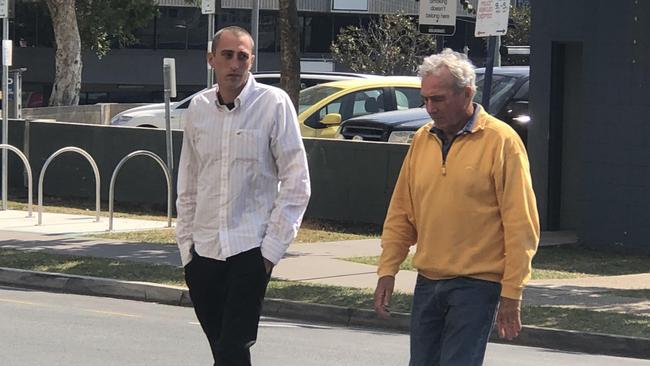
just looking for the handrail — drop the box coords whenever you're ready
[38,147,101,225]
[0,144,33,217]
[108,150,172,231]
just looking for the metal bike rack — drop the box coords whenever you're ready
[38,147,101,225]
[0,144,33,217]
[108,150,172,231]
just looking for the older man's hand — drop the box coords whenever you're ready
[496,297,522,340]
[374,276,395,319]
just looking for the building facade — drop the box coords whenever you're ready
[7,0,496,106]
[528,0,649,253]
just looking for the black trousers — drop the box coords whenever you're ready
[185,247,270,366]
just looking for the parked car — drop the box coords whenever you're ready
[110,72,381,129]
[298,77,422,138]
[338,66,530,144]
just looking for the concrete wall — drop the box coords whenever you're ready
[1,120,407,225]
[530,0,650,253]
[22,104,146,125]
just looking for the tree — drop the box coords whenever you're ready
[330,13,436,76]
[45,0,157,106]
[45,0,82,106]
[502,5,530,65]
[278,0,300,109]
[502,5,530,46]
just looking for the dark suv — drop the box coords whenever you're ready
[338,66,530,145]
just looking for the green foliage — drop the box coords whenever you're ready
[76,0,159,57]
[330,13,436,76]
[503,5,530,47]
[460,0,476,14]
[502,5,530,65]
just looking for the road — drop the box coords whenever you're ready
[0,286,648,366]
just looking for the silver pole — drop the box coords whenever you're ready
[207,13,214,88]
[164,88,173,174]
[495,36,502,67]
[2,18,9,210]
[251,0,259,72]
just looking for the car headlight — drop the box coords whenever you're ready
[513,115,531,124]
[111,115,133,125]
[388,131,414,144]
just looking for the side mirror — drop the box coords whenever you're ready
[320,113,342,126]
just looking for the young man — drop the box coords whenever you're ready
[175,26,311,366]
[374,49,539,366]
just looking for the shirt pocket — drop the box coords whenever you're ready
[231,129,260,161]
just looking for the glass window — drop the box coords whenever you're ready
[156,7,204,50]
[318,98,343,118]
[13,1,54,48]
[217,10,250,30]
[258,12,277,52]
[395,87,423,110]
[474,75,519,115]
[130,17,156,49]
[302,15,333,53]
[298,85,343,113]
[349,89,384,117]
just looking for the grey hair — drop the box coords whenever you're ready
[418,48,476,95]
[212,26,255,53]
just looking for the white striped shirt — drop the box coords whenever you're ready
[175,75,311,266]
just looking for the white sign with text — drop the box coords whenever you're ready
[419,0,457,36]
[0,0,8,18]
[201,0,215,15]
[475,0,510,37]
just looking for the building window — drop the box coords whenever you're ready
[301,14,333,53]
[13,1,54,48]
[156,7,206,50]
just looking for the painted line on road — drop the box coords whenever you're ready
[0,297,40,306]
[83,309,141,318]
[259,320,331,330]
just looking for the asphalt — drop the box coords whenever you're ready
[0,209,648,359]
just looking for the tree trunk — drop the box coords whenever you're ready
[278,0,300,109]
[46,0,82,106]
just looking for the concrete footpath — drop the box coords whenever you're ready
[0,210,648,359]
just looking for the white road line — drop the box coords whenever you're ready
[82,309,141,318]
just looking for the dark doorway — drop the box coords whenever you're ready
[548,42,583,230]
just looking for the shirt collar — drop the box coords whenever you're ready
[429,103,482,136]
[214,73,256,112]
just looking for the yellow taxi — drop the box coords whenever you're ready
[298,77,422,138]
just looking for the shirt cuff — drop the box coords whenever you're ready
[500,284,524,300]
[176,239,194,267]
[260,236,288,265]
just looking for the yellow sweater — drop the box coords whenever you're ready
[378,109,540,300]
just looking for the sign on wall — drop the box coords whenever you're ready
[475,0,510,37]
[419,0,457,36]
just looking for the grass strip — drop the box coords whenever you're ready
[10,198,381,244]
[88,217,379,244]
[1,248,648,339]
[344,244,650,280]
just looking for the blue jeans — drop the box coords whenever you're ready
[409,276,501,366]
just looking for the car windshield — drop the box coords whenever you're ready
[298,86,343,114]
[474,74,520,115]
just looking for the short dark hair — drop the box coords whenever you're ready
[211,26,254,53]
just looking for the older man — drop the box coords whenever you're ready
[374,49,539,366]
[176,26,311,366]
